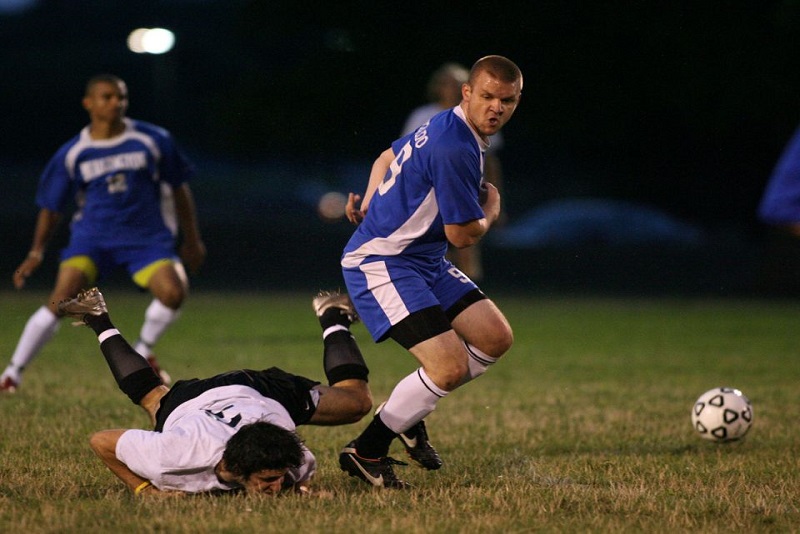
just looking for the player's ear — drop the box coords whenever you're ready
[461,83,470,101]
[215,459,232,482]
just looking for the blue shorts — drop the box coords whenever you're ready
[342,256,478,342]
[60,239,177,287]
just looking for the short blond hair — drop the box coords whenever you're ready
[468,56,523,91]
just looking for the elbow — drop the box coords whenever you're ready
[449,235,480,249]
[445,220,487,249]
[89,430,119,460]
[88,432,104,456]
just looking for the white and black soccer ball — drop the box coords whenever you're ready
[691,387,753,442]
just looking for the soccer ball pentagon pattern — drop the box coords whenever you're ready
[691,387,753,442]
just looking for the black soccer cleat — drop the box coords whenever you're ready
[374,402,443,470]
[339,441,410,489]
[398,419,443,470]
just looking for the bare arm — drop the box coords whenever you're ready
[88,383,170,494]
[89,430,154,493]
[173,183,206,273]
[346,148,395,224]
[89,428,183,497]
[444,182,501,248]
[12,208,61,289]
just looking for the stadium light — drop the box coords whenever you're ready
[127,27,175,55]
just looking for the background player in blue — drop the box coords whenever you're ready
[339,56,523,488]
[759,123,800,232]
[757,122,800,293]
[1,74,206,393]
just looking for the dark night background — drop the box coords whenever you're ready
[3,0,800,295]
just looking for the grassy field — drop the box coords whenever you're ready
[0,289,798,532]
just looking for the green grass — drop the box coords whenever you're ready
[1,290,798,532]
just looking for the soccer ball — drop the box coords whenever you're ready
[691,387,753,442]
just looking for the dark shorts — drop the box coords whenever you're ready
[389,288,488,349]
[154,367,320,431]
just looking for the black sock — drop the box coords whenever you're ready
[85,313,114,335]
[319,307,352,330]
[354,413,397,459]
[400,422,419,438]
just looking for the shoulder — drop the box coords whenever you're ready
[128,118,172,140]
[47,131,87,172]
[425,111,476,153]
[53,131,84,156]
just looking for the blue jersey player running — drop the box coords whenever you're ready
[1,74,206,393]
[338,56,523,488]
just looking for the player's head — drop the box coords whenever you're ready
[83,74,129,123]
[427,62,469,108]
[461,55,523,140]
[222,422,305,494]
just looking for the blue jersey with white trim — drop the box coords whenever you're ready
[35,118,195,248]
[342,106,486,268]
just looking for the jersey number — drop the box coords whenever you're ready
[106,173,128,194]
[204,405,243,428]
[448,266,471,283]
[378,141,413,196]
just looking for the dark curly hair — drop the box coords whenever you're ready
[222,422,305,479]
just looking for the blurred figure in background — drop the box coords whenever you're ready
[757,122,800,294]
[400,62,508,282]
[1,74,206,393]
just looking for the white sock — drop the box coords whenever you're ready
[2,306,60,382]
[379,368,449,434]
[458,341,499,386]
[133,299,180,358]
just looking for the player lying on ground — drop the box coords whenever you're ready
[58,287,372,496]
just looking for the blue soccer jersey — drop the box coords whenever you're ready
[342,106,488,341]
[342,106,487,268]
[36,118,195,249]
[759,125,800,225]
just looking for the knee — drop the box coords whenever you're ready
[476,321,514,359]
[352,394,374,422]
[342,396,373,424]
[154,283,185,309]
[338,384,374,423]
[490,323,514,358]
[431,359,470,392]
